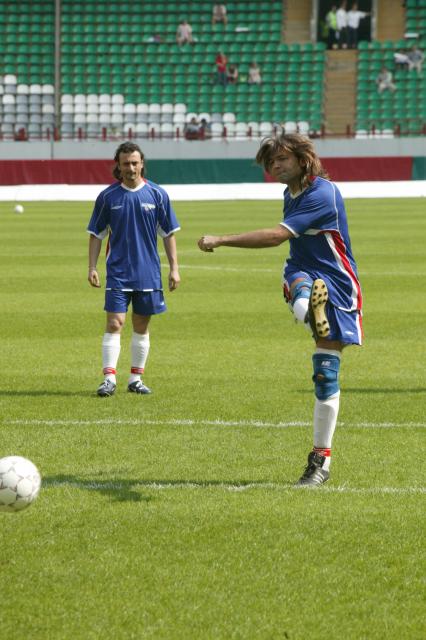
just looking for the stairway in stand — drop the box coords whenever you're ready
[323,50,358,136]
[375,0,405,41]
[283,0,311,43]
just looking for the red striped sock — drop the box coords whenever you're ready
[313,447,331,470]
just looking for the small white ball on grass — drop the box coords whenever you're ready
[14,204,24,214]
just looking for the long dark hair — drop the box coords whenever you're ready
[113,142,145,180]
[256,133,329,190]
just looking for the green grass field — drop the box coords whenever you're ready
[0,198,425,640]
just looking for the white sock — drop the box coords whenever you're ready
[129,332,150,384]
[102,333,121,383]
[292,297,309,325]
[313,348,341,471]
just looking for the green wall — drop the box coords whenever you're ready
[146,159,264,184]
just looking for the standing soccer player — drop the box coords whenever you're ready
[87,141,180,397]
[198,133,362,487]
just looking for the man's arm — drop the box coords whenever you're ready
[198,224,293,252]
[88,233,102,288]
[163,233,180,291]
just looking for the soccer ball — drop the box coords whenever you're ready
[14,204,24,214]
[0,456,41,513]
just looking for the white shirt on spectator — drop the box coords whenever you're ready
[347,10,367,29]
[336,9,347,29]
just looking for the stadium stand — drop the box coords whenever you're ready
[0,0,55,140]
[355,38,426,137]
[0,1,424,140]
[56,0,326,140]
[405,0,426,40]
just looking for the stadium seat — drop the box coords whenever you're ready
[211,122,223,139]
[283,121,297,133]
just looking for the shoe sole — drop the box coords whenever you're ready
[309,279,330,340]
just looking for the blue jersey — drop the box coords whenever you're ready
[87,179,180,291]
[281,177,362,312]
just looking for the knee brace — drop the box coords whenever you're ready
[291,279,312,304]
[312,353,340,400]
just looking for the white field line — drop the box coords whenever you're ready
[45,479,426,495]
[162,262,426,277]
[179,264,276,273]
[5,418,426,429]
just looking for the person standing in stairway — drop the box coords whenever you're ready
[336,1,348,49]
[347,2,371,49]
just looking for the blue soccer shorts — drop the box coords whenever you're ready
[283,271,363,345]
[104,290,167,316]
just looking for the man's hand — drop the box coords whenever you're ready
[88,268,101,288]
[169,268,181,291]
[198,235,220,252]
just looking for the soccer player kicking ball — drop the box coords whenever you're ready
[87,142,180,397]
[198,133,363,487]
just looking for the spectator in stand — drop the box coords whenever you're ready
[347,2,370,49]
[376,67,396,93]
[176,20,194,46]
[336,1,348,49]
[184,116,200,140]
[326,5,338,50]
[248,61,262,84]
[393,48,410,70]
[199,118,212,140]
[212,4,228,27]
[408,45,424,75]
[227,64,239,84]
[215,51,228,86]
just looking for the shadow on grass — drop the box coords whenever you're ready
[44,474,154,503]
[0,390,91,397]
[43,475,292,502]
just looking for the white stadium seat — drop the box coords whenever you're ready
[297,121,310,134]
[211,122,223,138]
[136,103,149,114]
[148,103,161,115]
[283,121,297,133]
[223,112,236,124]
[161,103,174,114]
[259,121,273,136]
[136,123,149,137]
[160,122,174,138]
[173,103,187,114]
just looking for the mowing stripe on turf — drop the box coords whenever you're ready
[5,418,426,428]
[45,479,426,495]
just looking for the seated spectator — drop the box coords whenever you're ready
[184,116,200,140]
[212,4,228,26]
[393,49,410,70]
[227,64,239,84]
[147,33,163,44]
[215,51,228,86]
[376,67,396,93]
[176,20,194,46]
[248,61,262,84]
[199,118,212,140]
[408,45,424,75]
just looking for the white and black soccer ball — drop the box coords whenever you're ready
[0,456,41,513]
